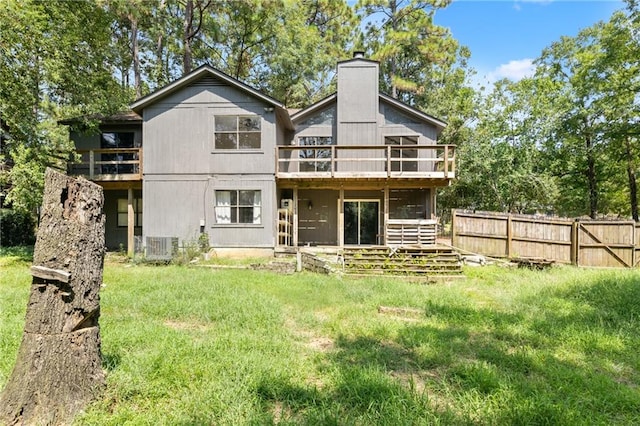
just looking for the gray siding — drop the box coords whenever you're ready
[141,75,278,248]
[143,177,208,244]
[142,78,276,176]
[337,60,379,147]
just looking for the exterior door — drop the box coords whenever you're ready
[344,200,379,245]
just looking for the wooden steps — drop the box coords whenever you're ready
[341,246,463,277]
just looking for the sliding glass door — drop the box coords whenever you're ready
[344,200,379,245]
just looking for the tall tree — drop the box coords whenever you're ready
[0,0,128,211]
[357,0,456,101]
[258,0,358,106]
[440,78,557,214]
[592,6,640,220]
[535,7,639,219]
[357,0,476,147]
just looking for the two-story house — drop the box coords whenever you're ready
[67,53,455,257]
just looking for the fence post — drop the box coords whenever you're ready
[506,214,512,258]
[571,220,579,266]
[633,222,637,268]
[451,209,457,247]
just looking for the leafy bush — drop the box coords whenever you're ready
[0,209,36,247]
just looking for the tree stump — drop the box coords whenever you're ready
[0,169,106,425]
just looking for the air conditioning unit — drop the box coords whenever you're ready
[145,236,178,261]
[280,199,293,212]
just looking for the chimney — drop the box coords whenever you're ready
[336,51,379,145]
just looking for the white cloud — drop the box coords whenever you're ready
[488,58,536,82]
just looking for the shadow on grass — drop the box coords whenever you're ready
[254,273,640,424]
[102,352,121,372]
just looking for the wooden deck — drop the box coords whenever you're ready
[68,148,142,182]
[276,144,455,181]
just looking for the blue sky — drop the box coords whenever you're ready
[433,0,625,85]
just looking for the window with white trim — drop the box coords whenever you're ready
[215,190,261,224]
[214,116,261,150]
[117,198,142,227]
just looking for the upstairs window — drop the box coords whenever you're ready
[215,190,261,224]
[101,132,135,149]
[101,132,136,174]
[214,116,261,150]
[298,136,334,172]
[385,136,418,172]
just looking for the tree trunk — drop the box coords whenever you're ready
[130,14,141,98]
[624,136,638,221]
[0,169,106,426]
[389,0,398,99]
[183,0,194,74]
[585,133,598,219]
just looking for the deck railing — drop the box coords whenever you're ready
[69,148,142,181]
[386,219,438,246]
[276,144,455,179]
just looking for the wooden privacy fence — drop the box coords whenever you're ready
[451,210,640,268]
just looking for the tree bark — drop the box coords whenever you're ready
[130,14,141,98]
[183,0,194,74]
[624,136,638,221]
[0,169,106,426]
[585,132,598,219]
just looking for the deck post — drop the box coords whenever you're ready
[127,187,134,257]
[383,186,389,246]
[339,188,344,247]
[386,145,391,178]
[89,150,95,179]
[331,145,336,178]
[444,146,449,179]
[293,187,299,247]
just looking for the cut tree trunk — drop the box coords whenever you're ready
[0,169,106,426]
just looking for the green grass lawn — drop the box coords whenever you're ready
[1,249,640,425]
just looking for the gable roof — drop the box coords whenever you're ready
[59,110,142,126]
[291,92,447,133]
[130,64,293,129]
[379,94,447,132]
[290,93,337,123]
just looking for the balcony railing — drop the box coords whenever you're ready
[276,145,455,179]
[69,148,142,181]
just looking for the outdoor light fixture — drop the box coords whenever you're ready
[308,201,313,210]
[264,106,275,112]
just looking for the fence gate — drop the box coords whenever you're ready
[576,221,635,268]
[451,210,639,268]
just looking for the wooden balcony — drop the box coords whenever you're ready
[69,148,142,182]
[276,145,455,183]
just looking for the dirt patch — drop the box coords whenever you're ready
[378,305,425,322]
[308,337,335,352]
[164,319,210,332]
[284,315,335,353]
[272,401,293,423]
